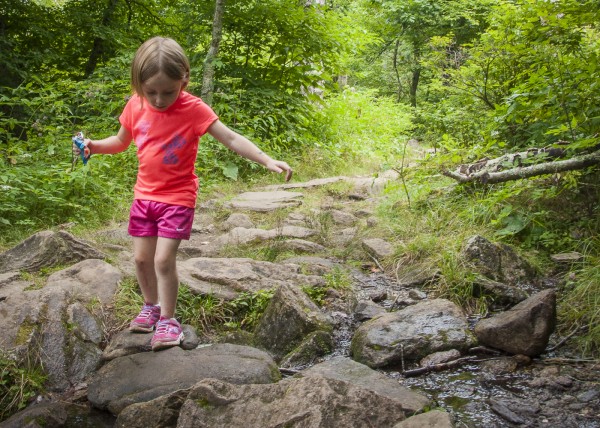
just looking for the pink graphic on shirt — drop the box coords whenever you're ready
[136,120,151,149]
[162,134,186,164]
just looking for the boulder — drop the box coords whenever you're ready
[463,235,536,284]
[88,344,280,415]
[474,289,556,356]
[393,410,455,427]
[176,376,408,427]
[302,356,430,415]
[362,238,394,259]
[351,299,474,367]
[177,257,325,300]
[254,283,333,362]
[0,230,105,274]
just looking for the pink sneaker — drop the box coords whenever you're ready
[129,304,161,333]
[151,317,184,351]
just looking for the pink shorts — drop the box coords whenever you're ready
[128,199,195,240]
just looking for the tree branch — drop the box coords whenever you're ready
[443,149,600,184]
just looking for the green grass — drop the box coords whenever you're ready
[0,351,46,422]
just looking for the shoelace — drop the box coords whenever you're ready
[155,320,179,334]
[138,306,155,319]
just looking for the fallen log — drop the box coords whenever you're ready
[443,149,600,184]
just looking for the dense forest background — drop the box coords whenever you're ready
[1,0,598,357]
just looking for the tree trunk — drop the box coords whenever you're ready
[409,68,420,107]
[84,0,119,78]
[201,0,226,106]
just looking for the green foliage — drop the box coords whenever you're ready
[0,351,46,422]
[559,256,600,356]
[420,0,600,153]
[226,289,275,330]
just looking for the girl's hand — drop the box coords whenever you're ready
[266,159,293,182]
[72,138,92,159]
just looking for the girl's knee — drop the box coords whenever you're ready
[154,255,176,275]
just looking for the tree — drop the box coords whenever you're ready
[201,0,226,105]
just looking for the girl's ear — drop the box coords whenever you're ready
[182,73,190,89]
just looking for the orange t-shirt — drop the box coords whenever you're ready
[119,91,218,208]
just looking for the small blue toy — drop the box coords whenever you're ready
[72,131,89,165]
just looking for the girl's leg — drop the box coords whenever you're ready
[133,236,159,304]
[154,237,182,319]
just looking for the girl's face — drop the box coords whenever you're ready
[141,72,188,112]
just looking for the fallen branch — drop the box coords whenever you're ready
[402,356,478,377]
[443,149,600,184]
[546,324,589,353]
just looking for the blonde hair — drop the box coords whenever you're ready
[131,37,190,97]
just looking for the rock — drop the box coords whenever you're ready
[362,238,394,259]
[279,238,326,254]
[102,325,199,361]
[279,330,333,368]
[420,349,461,367]
[353,300,387,321]
[115,388,189,428]
[474,289,556,356]
[487,398,528,425]
[330,209,358,226]
[221,213,254,231]
[302,356,430,415]
[177,257,325,300]
[213,225,316,248]
[88,344,280,415]
[472,275,528,306]
[254,283,333,362]
[226,191,303,211]
[393,409,455,428]
[177,376,408,427]
[281,256,336,275]
[0,401,113,428]
[351,299,474,367]
[395,262,440,288]
[463,235,536,285]
[0,230,105,274]
[550,252,584,264]
[0,259,120,390]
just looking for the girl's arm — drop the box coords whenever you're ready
[77,126,133,158]
[207,120,293,181]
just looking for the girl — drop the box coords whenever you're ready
[75,37,292,351]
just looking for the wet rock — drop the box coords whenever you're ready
[474,289,556,356]
[463,235,536,285]
[0,230,105,274]
[369,289,387,302]
[0,401,109,428]
[362,238,394,259]
[393,409,455,427]
[115,388,189,428]
[354,300,387,321]
[177,376,408,427]
[226,190,303,211]
[88,344,280,415]
[254,283,333,362]
[351,299,474,367]
[303,356,430,415]
[279,330,333,368]
[420,349,461,367]
[487,398,529,425]
[177,257,325,300]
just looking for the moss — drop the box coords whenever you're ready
[195,398,214,410]
[15,319,36,346]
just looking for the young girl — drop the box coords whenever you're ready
[75,37,292,351]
